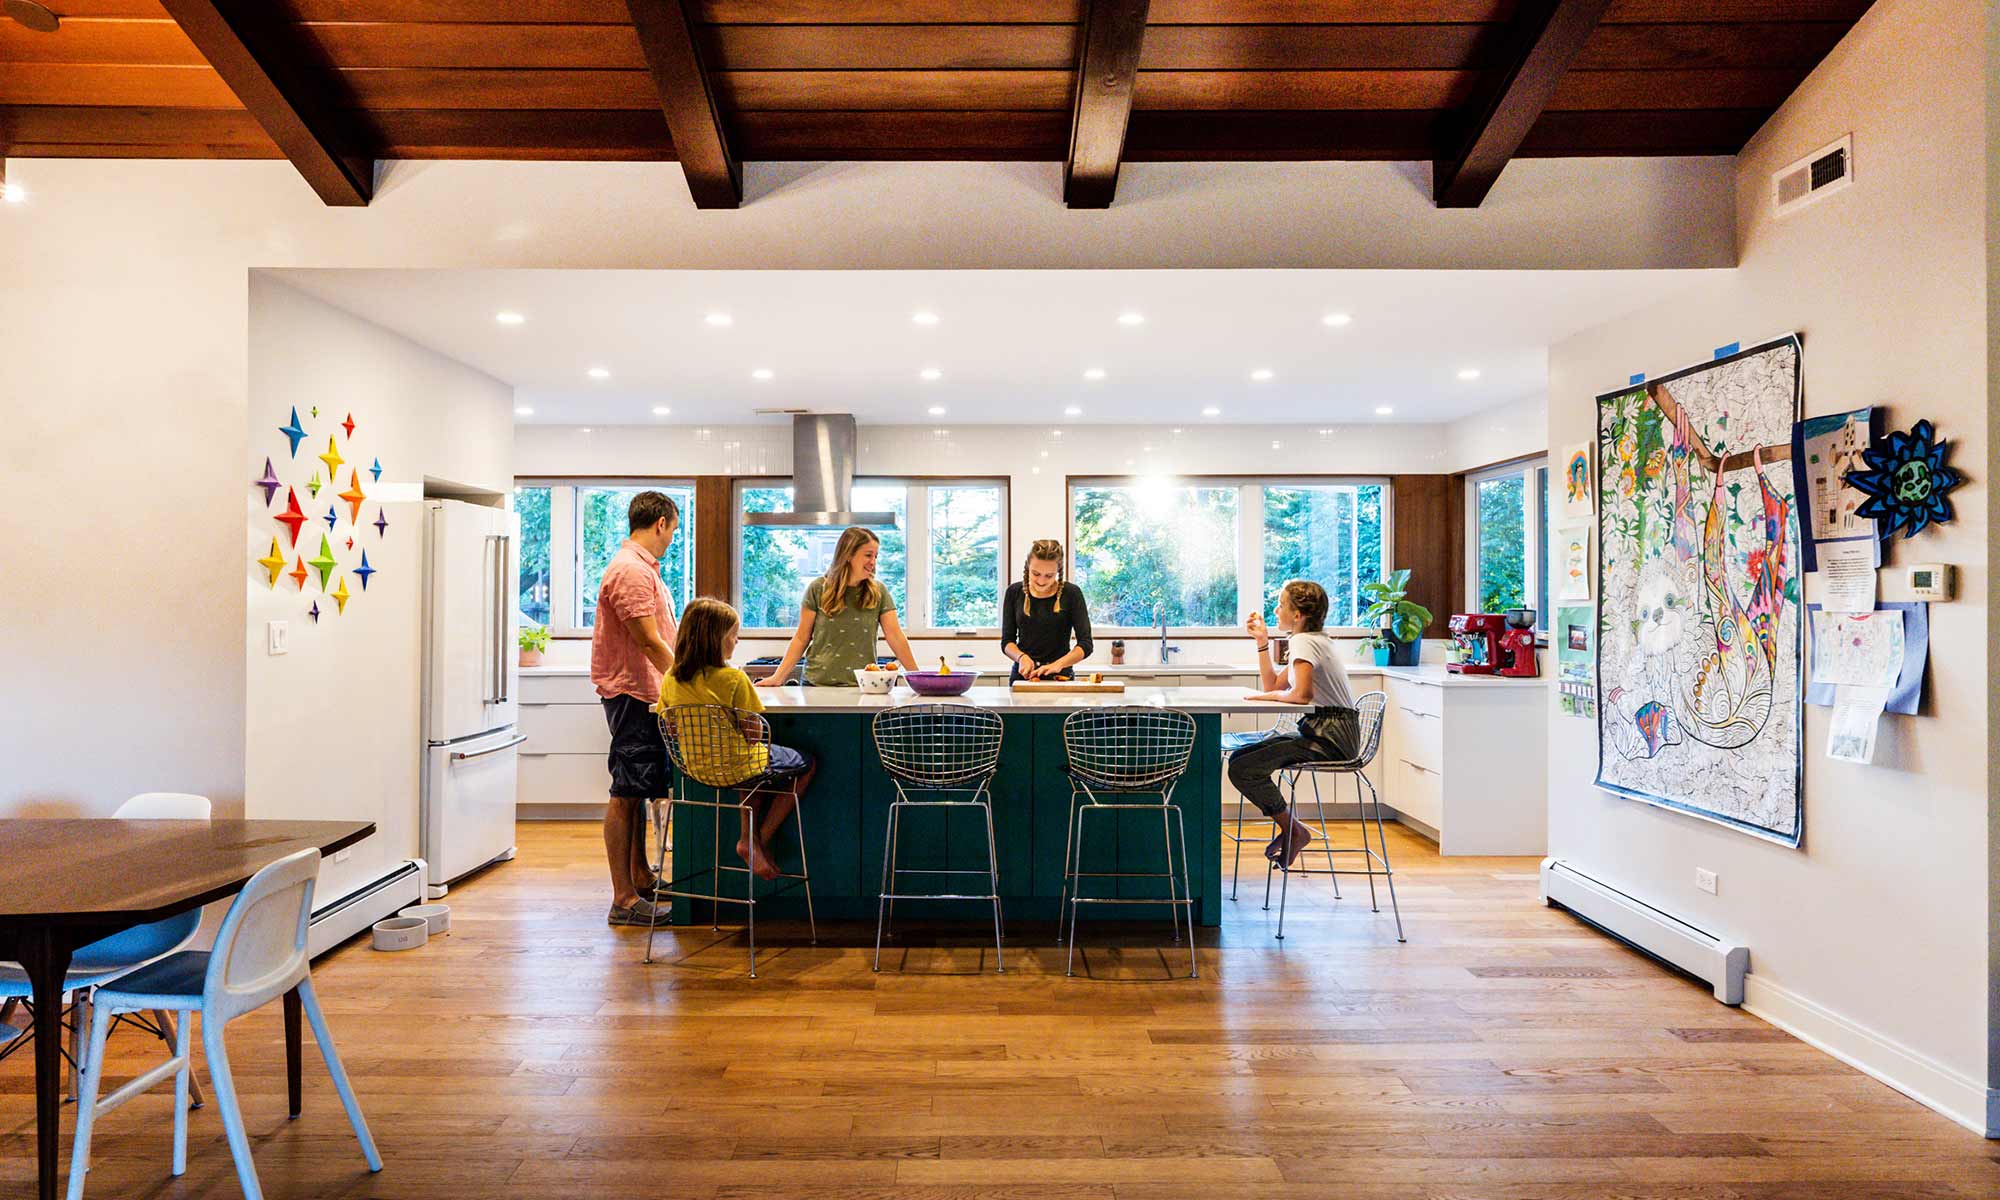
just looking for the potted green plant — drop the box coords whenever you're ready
[1360,569,1432,667]
[518,623,550,668]
[1362,633,1395,667]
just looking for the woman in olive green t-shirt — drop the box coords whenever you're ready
[756,526,921,688]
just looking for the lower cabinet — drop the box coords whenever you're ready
[1370,675,1547,856]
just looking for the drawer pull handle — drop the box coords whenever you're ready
[1401,760,1433,775]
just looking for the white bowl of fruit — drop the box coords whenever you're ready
[853,664,901,694]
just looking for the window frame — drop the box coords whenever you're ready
[1463,456,1551,635]
[1065,474,1395,637]
[731,475,1012,637]
[515,476,698,638]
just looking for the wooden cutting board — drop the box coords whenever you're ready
[1010,680,1127,693]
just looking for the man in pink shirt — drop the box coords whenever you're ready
[592,492,680,925]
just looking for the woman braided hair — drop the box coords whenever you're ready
[1021,539,1065,617]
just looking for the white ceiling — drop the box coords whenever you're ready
[269,267,1715,427]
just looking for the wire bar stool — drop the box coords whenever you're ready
[647,705,816,977]
[1262,692,1404,943]
[1059,706,1198,979]
[870,704,1007,973]
[1221,725,1346,903]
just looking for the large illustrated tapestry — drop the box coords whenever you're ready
[1595,337,1804,845]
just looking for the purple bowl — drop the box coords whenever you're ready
[903,670,978,697]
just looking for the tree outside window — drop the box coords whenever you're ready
[515,485,552,627]
[929,485,1002,628]
[1071,483,1239,626]
[576,485,695,627]
[1261,483,1384,626]
[737,484,909,626]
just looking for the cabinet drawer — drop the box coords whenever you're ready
[519,673,598,704]
[1391,758,1443,832]
[1391,679,1443,717]
[518,752,611,808]
[520,702,614,755]
[1390,702,1444,773]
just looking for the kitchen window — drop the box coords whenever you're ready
[1068,477,1390,633]
[513,480,696,635]
[735,479,1008,634]
[1466,458,1550,631]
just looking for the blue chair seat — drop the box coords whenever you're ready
[91,952,210,1009]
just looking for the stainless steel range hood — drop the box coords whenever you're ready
[743,412,898,529]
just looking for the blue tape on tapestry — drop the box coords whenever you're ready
[1714,342,1740,359]
[1629,373,1645,385]
[1791,419,1816,574]
[1803,601,1928,715]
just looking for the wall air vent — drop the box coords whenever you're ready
[1773,135,1852,217]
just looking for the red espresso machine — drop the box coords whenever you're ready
[1449,611,1539,677]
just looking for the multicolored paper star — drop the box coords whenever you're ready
[341,412,356,439]
[308,534,339,589]
[254,457,282,506]
[373,508,388,537]
[355,550,376,590]
[275,488,307,546]
[323,504,338,530]
[257,538,287,587]
[289,555,309,590]
[331,574,352,615]
[318,436,345,481]
[306,471,322,499]
[279,408,308,457]
[369,456,383,483]
[1847,418,1964,539]
[308,601,321,624]
[339,468,367,524]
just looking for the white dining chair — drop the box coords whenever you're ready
[65,847,381,1200]
[0,793,212,1105]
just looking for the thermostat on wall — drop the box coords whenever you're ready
[1907,563,1954,601]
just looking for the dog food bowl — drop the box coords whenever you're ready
[397,903,451,935]
[371,917,429,952]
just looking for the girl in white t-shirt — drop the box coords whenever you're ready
[1230,579,1360,867]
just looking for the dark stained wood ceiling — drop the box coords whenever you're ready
[0,0,1874,208]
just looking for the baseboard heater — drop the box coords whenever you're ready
[1539,857,1748,1005]
[308,859,425,959]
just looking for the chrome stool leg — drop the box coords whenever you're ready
[1172,803,1197,979]
[1365,774,1406,943]
[792,788,817,946]
[982,792,1005,973]
[873,796,898,972]
[1309,771,1340,899]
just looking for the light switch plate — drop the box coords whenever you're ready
[266,620,288,656]
[1695,868,1718,895]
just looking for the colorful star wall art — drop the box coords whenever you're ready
[341,412,356,439]
[370,457,383,483]
[323,504,338,530]
[306,471,322,499]
[373,508,388,537]
[354,550,376,590]
[289,556,309,589]
[275,488,307,546]
[279,408,307,457]
[257,538,287,587]
[254,458,282,506]
[309,601,321,624]
[318,436,345,481]
[308,534,340,589]
[339,469,368,524]
[331,575,352,615]
[1847,418,1965,539]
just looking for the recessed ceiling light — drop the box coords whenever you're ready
[652,406,671,416]
[1322,313,1352,327]
[1052,429,1064,438]
[587,366,610,380]
[1250,368,1274,382]
[495,311,525,326]
[911,311,939,326]
[1,182,24,204]
[1116,311,1145,327]
[919,367,942,381]
[1039,450,1049,458]
[1031,466,1042,475]
[514,406,534,416]
[704,312,733,328]
[1457,367,1481,381]
[751,367,774,381]
[1201,406,1221,417]
[1171,427,1183,435]
[1271,440,1283,450]
[1082,367,1106,381]
[579,427,593,434]
[927,405,947,416]
[1063,405,1083,417]
[1375,405,1394,416]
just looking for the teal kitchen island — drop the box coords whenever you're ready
[663,686,1306,929]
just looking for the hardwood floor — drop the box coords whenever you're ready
[5,820,1995,1198]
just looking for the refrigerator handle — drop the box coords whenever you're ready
[496,533,513,703]
[482,534,500,705]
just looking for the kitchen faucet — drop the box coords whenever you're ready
[1154,602,1180,665]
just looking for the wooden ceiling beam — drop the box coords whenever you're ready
[154,0,373,206]
[624,0,740,208]
[1433,0,1613,208]
[1063,0,1149,208]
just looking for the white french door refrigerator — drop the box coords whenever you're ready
[421,498,522,897]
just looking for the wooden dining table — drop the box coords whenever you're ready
[0,817,376,1200]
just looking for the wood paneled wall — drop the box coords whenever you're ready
[1389,473,1464,637]
[692,475,733,600]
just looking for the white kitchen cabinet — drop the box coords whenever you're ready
[518,671,612,816]
[1373,675,1546,855]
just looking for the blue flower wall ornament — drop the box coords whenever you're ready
[1846,418,1962,539]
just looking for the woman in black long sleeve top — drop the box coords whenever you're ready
[1001,539,1094,681]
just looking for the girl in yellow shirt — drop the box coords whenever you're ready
[659,598,815,880]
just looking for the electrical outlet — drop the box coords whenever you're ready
[266,620,288,656]
[332,848,351,864]
[1694,868,1718,896]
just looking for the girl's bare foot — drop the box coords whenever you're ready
[747,839,781,880]
[1280,819,1315,868]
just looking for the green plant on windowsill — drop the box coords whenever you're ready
[518,623,550,667]
[1361,569,1432,666]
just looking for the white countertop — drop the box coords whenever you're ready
[744,685,1304,714]
[522,660,1544,689]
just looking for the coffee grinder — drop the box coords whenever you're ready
[1496,608,1539,677]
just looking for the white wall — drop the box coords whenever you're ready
[0,155,1736,822]
[1446,394,1549,474]
[244,276,514,902]
[1546,0,1994,1133]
